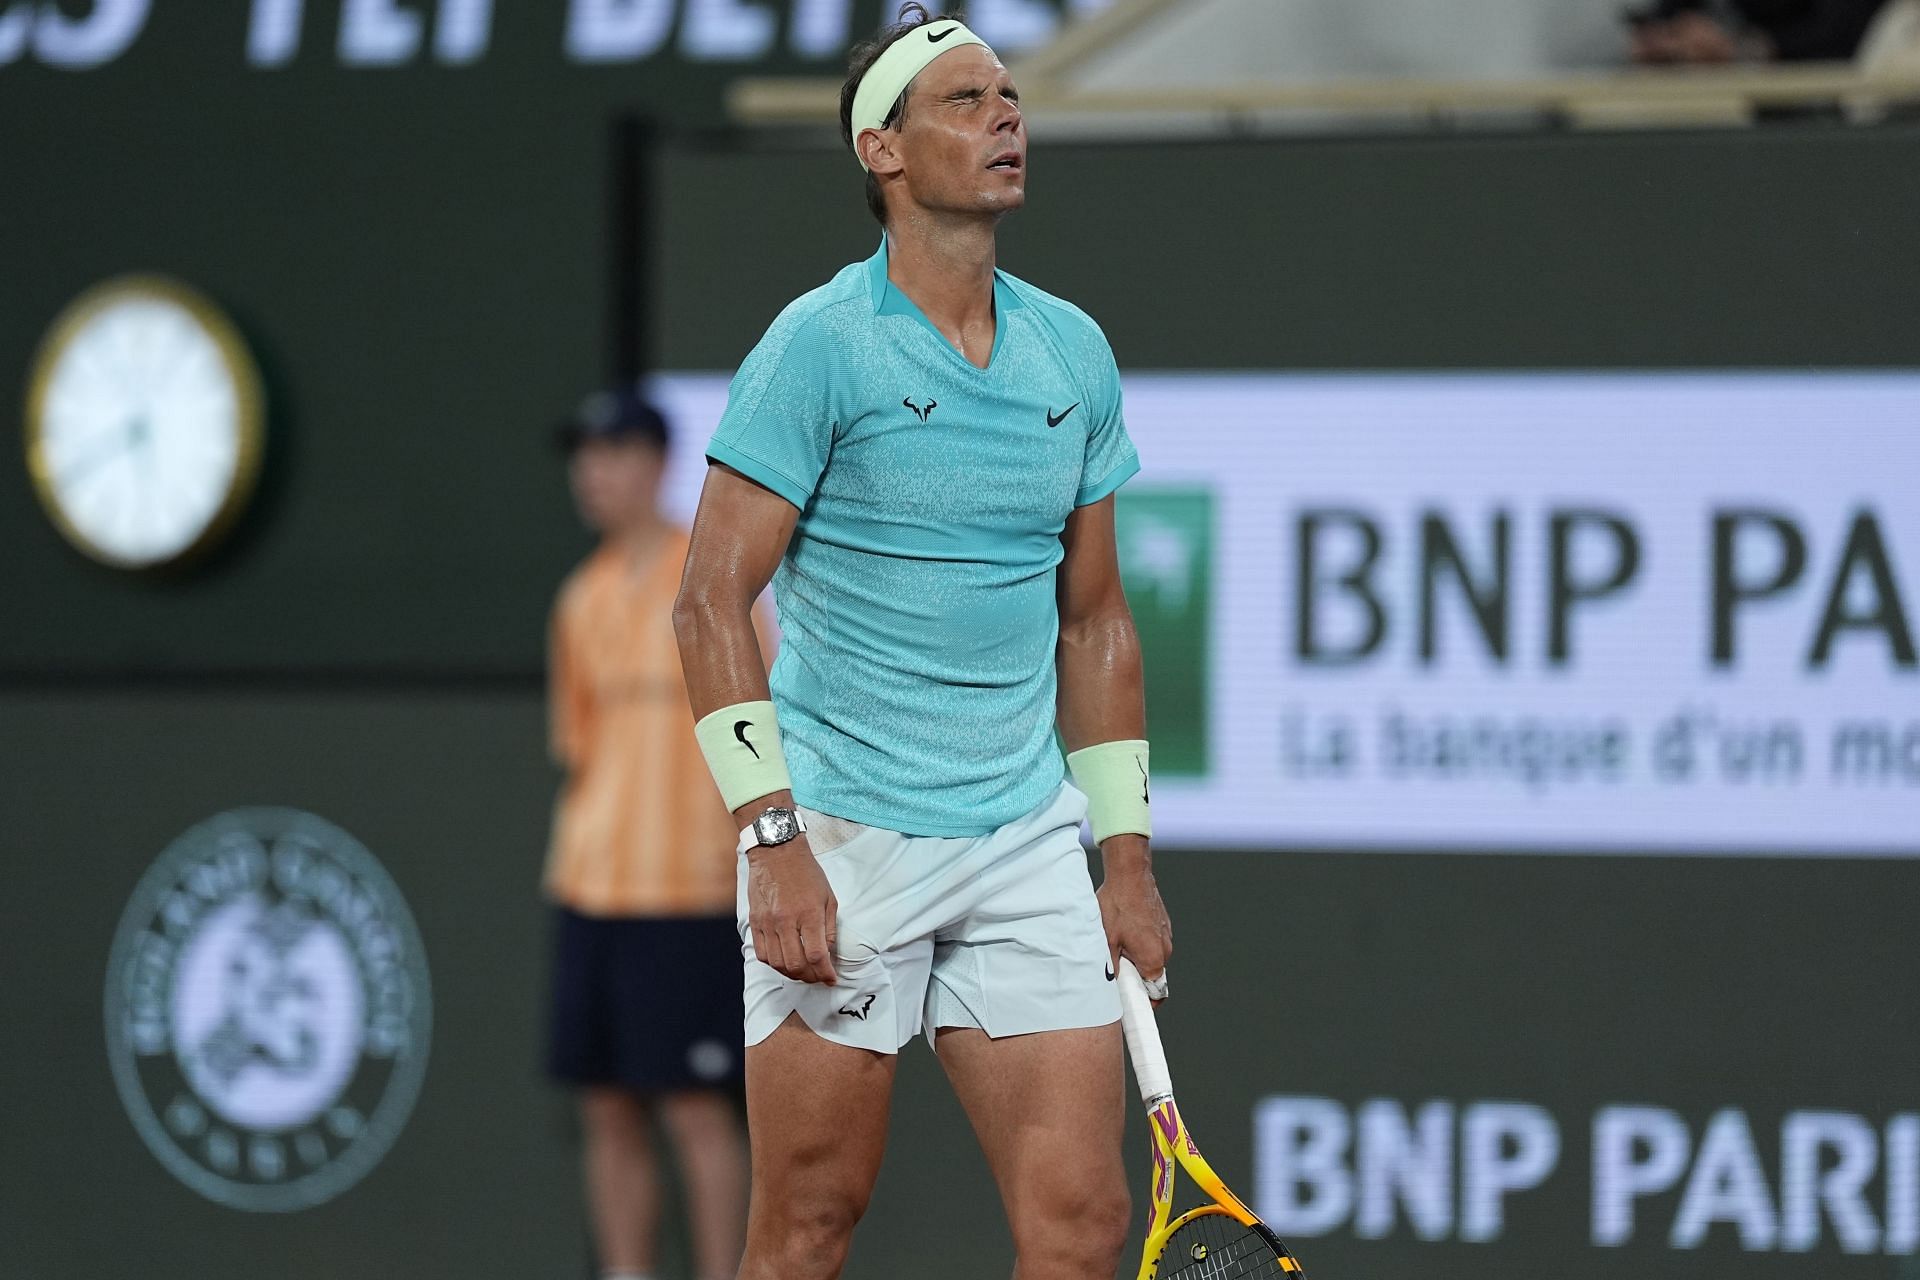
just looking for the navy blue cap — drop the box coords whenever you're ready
[555,388,670,452]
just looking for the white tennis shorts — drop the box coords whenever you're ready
[738,782,1122,1055]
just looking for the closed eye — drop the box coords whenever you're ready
[946,84,1020,107]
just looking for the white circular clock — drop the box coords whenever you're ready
[26,276,265,570]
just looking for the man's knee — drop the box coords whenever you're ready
[1012,1174,1132,1271]
[781,1184,872,1240]
[752,1182,871,1275]
[579,1087,649,1146]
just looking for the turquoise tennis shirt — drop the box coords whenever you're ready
[707,236,1140,837]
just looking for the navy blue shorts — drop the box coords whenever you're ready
[547,908,745,1091]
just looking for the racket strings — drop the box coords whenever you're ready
[1156,1213,1295,1279]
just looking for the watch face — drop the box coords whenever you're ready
[26,277,264,569]
[758,809,799,844]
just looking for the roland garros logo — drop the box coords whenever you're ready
[104,808,432,1212]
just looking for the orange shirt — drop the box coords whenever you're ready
[543,530,768,917]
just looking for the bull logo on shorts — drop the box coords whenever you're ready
[838,992,877,1020]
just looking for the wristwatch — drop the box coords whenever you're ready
[737,806,808,856]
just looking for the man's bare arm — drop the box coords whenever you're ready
[675,463,793,727]
[674,463,837,985]
[1057,495,1173,985]
[1057,495,1145,751]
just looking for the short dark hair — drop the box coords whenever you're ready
[840,3,963,226]
[554,389,670,455]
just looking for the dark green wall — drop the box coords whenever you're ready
[660,124,1920,371]
[5,115,1920,675]
[5,691,1916,1278]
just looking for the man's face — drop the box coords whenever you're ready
[568,436,663,534]
[890,45,1026,220]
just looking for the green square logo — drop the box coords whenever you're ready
[1116,488,1212,777]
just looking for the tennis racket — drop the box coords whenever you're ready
[1117,958,1309,1279]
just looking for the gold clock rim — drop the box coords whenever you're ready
[24,274,267,572]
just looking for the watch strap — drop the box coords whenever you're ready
[736,808,807,856]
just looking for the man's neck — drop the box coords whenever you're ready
[885,214,1000,364]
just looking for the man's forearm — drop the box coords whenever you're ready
[673,586,788,825]
[1057,604,1154,882]
[674,586,770,720]
[1097,831,1153,878]
[1055,606,1146,752]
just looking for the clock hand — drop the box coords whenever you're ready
[55,420,141,491]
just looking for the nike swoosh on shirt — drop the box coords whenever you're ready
[1047,403,1080,428]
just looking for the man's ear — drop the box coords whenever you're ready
[859,126,905,179]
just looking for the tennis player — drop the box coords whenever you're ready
[674,7,1171,1278]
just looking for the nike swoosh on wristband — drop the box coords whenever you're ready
[733,720,760,759]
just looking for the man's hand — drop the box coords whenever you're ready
[1097,835,1173,1003]
[1667,12,1739,61]
[1631,12,1740,63]
[745,838,839,986]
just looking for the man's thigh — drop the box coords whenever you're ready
[745,1012,898,1197]
[935,1022,1128,1213]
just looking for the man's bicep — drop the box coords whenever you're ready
[1058,495,1128,627]
[683,462,800,604]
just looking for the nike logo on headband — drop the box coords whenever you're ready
[927,25,957,42]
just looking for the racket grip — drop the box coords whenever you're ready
[1116,957,1174,1106]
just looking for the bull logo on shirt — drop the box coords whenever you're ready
[902,396,937,423]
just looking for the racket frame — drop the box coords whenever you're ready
[1119,959,1306,1279]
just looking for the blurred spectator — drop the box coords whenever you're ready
[544,390,756,1280]
[1857,0,1920,70]
[1628,0,1891,62]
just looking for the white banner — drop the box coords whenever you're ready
[1253,1094,1920,1255]
[654,372,1920,854]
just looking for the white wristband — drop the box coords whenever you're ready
[736,808,808,856]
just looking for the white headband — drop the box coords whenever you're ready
[851,19,992,172]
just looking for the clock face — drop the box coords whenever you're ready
[27,277,264,569]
